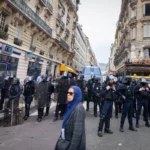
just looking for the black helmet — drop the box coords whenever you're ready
[140,78,147,84]
[122,76,132,85]
[13,78,20,84]
[79,74,84,79]
[95,77,101,82]
[106,75,115,82]
[42,74,48,81]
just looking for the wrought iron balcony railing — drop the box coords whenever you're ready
[8,0,52,36]
[60,39,69,51]
[57,13,65,29]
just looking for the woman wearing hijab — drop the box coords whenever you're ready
[55,86,86,150]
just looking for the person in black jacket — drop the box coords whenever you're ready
[117,76,137,132]
[98,75,116,137]
[92,77,102,117]
[23,76,35,120]
[55,86,86,150]
[134,78,150,128]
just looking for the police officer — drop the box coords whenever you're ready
[53,72,76,122]
[92,77,102,117]
[98,75,116,137]
[135,78,150,128]
[76,74,86,102]
[8,78,23,110]
[0,75,14,111]
[23,76,35,120]
[86,74,95,111]
[36,75,51,122]
[117,77,137,132]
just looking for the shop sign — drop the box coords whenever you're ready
[26,52,33,60]
[35,56,41,62]
[1,44,13,55]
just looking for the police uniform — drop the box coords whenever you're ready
[92,78,102,117]
[117,77,137,132]
[134,78,150,128]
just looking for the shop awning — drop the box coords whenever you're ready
[60,64,77,75]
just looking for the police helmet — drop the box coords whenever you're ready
[140,78,147,84]
[68,73,72,79]
[80,74,84,79]
[106,75,115,82]
[41,74,48,81]
[13,78,20,84]
[122,76,132,85]
[95,77,101,82]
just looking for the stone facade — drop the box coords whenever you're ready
[113,0,150,75]
[73,24,97,72]
[0,0,81,82]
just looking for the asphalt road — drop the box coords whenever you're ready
[0,102,150,150]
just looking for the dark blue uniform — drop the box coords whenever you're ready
[117,83,136,131]
[92,80,102,117]
[134,83,150,128]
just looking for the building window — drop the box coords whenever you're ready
[143,49,150,58]
[36,7,40,16]
[143,24,150,37]
[131,27,136,40]
[131,8,136,19]
[15,25,23,39]
[0,13,7,30]
[143,4,150,16]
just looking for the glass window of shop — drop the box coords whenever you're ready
[0,54,18,86]
[27,62,42,80]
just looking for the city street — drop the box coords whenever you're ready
[0,103,150,150]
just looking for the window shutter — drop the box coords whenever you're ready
[143,4,145,16]
[148,24,150,37]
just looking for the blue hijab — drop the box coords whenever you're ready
[62,86,82,129]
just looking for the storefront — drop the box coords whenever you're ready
[0,44,20,83]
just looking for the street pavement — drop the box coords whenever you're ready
[0,102,150,150]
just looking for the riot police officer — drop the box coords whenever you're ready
[92,77,102,117]
[0,75,14,111]
[53,72,76,122]
[36,75,51,122]
[98,75,116,137]
[23,76,35,120]
[135,78,150,128]
[117,77,137,132]
[86,74,95,111]
[76,74,86,102]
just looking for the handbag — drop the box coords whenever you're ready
[55,138,70,150]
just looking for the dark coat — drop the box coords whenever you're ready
[57,78,76,104]
[65,102,86,150]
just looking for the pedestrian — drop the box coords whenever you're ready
[117,76,137,132]
[55,86,86,150]
[23,76,35,120]
[134,78,150,128]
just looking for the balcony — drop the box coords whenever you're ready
[47,1,53,14]
[8,0,52,36]
[56,13,65,29]
[66,28,70,36]
[130,0,137,7]
[60,39,69,51]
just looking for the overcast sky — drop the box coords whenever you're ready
[78,0,121,64]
